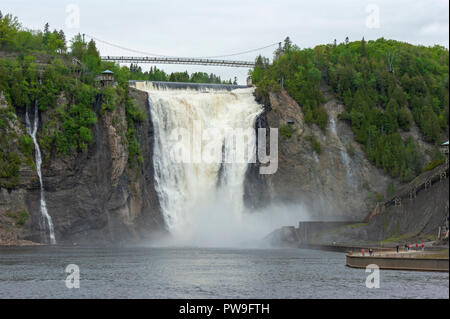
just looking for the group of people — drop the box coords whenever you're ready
[360,248,374,256]
[395,243,425,253]
[360,242,426,256]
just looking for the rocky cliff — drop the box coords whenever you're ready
[1,83,440,246]
[248,86,395,220]
[250,86,448,246]
[0,88,165,245]
[310,163,449,245]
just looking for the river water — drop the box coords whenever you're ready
[0,246,447,299]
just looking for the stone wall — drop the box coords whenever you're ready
[346,254,449,272]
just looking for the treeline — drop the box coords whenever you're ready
[1,12,111,160]
[252,38,328,130]
[129,64,234,84]
[0,11,237,186]
[251,37,449,182]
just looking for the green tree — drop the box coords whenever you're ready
[70,33,86,60]
[0,11,20,49]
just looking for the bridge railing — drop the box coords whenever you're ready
[100,56,255,68]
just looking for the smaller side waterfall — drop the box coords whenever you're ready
[25,101,56,244]
[329,117,353,187]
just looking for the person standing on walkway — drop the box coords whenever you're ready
[421,243,425,251]
[416,243,419,251]
[396,245,399,253]
[361,248,365,256]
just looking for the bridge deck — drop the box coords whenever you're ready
[101,56,255,67]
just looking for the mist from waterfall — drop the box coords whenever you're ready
[26,100,56,244]
[135,82,306,247]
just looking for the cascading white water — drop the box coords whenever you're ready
[330,117,353,186]
[26,100,56,244]
[135,82,263,243]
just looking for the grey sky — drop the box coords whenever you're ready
[2,0,449,84]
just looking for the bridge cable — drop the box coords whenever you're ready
[84,33,278,59]
[201,43,279,59]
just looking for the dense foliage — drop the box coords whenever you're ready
[252,38,328,131]
[0,11,235,185]
[0,107,27,188]
[251,37,449,181]
[129,64,234,84]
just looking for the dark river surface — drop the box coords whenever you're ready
[0,246,448,298]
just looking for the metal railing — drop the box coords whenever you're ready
[101,56,255,68]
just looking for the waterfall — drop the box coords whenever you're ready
[329,117,353,186]
[25,100,56,244]
[135,82,263,242]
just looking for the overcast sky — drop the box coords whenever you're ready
[2,0,449,83]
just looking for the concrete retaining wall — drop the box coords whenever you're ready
[299,243,393,253]
[297,221,359,244]
[346,254,449,272]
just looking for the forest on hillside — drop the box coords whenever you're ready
[0,11,233,188]
[1,10,449,187]
[251,37,449,182]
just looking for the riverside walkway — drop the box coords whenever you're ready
[365,161,449,222]
[346,249,449,272]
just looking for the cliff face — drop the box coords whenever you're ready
[252,87,448,246]
[0,88,165,245]
[1,83,439,245]
[249,87,394,220]
[312,163,449,245]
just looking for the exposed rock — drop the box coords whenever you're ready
[313,163,449,245]
[250,87,394,220]
[1,89,166,245]
[0,91,9,109]
[2,82,441,246]
[0,189,33,244]
[103,104,128,186]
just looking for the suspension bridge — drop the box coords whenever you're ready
[84,34,279,68]
[100,56,255,67]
